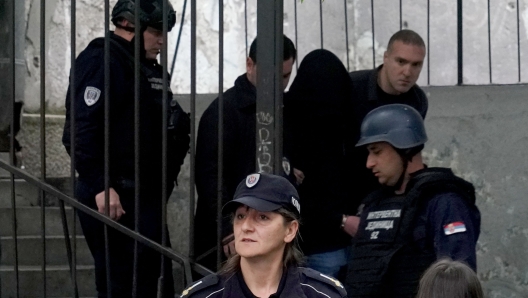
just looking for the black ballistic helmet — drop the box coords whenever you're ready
[355,104,427,149]
[111,0,176,31]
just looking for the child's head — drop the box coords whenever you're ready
[416,259,484,298]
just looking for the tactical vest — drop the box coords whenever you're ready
[346,167,475,298]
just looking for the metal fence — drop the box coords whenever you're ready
[0,0,526,297]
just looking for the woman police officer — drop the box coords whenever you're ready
[182,173,347,298]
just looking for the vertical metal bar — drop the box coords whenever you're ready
[132,0,141,296]
[245,0,249,56]
[58,202,77,297]
[371,0,375,68]
[256,0,283,175]
[516,0,521,82]
[170,0,188,77]
[39,0,47,294]
[273,0,284,171]
[294,0,299,70]
[103,0,112,296]
[399,0,402,30]
[9,0,20,295]
[457,0,463,85]
[344,0,350,71]
[189,0,197,264]
[487,0,492,83]
[69,0,80,296]
[319,0,323,49]
[216,0,224,271]
[159,0,169,296]
[427,0,430,85]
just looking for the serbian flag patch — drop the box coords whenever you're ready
[444,222,467,235]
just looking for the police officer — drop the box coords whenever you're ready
[62,0,189,297]
[182,173,347,298]
[344,104,480,298]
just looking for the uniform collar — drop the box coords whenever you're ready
[223,266,306,298]
[110,31,134,55]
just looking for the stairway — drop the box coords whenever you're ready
[0,157,96,297]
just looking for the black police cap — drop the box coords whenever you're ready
[222,173,301,217]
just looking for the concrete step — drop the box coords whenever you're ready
[0,206,83,237]
[0,265,96,297]
[0,177,75,208]
[1,235,92,266]
[0,178,40,207]
[0,152,12,178]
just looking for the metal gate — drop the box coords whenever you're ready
[0,0,526,297]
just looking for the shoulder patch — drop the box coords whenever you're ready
[299,267,347,297]
[84,86,101,106]
[444,221,467,235]
[181,274,220,297]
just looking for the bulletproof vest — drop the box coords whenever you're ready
[346,167,475,298]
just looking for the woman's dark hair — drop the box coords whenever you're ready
[416,258,484,298]
[220,207,303,276]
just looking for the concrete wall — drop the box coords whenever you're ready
[19,0,528,112]
[422,84,528,297]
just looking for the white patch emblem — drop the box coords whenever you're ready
[246,174,260,188]
[84,87,101,106]
[291,197,300,213]
[282,157,291,176]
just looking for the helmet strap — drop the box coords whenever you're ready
[115,23,135,33]
[393,156,408,192]
[129,25,148,60]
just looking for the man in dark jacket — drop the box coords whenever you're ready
[62,1,190,296]
[342,30,429,234]
[344,104,480,298]
[194,36,296,271]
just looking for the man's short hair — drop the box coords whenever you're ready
[387,29,425,52]
[248,35,297,64]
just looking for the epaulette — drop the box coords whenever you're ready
[181,274,220,297]
[299,267,347,297]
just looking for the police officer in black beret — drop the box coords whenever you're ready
[62,0,190,297]
[344,104,481,298]
[182,173,347,298]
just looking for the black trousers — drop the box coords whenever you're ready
[76,180,175,298]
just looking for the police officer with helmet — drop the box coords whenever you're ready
[344,104,480,298]
[62,0,189,297]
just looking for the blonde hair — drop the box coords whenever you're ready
[416,258,484,298]
[219,208,303,276]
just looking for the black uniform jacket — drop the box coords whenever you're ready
[194,74,258,259]
[182,266,347,298]
[62,32,189,200]
[346,65,429,213]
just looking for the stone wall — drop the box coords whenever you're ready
[20,0,528,112]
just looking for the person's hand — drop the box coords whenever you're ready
[222,234,236,257]
[293,168,305,185]
[343,216,360,237]
[95,187,125,220]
